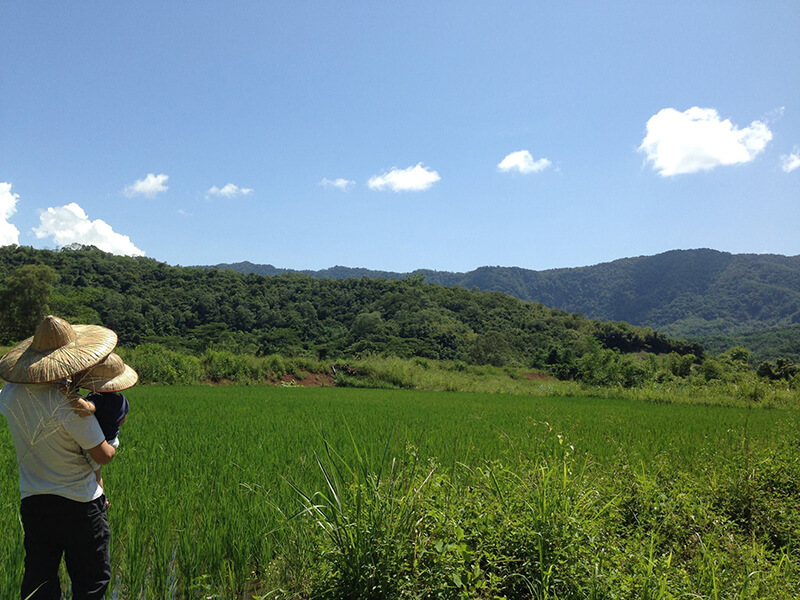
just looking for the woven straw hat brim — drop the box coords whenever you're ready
[0,324,117,384]
[80,363,139,392]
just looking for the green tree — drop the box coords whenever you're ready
[724,346,751,364]
[469,331,509,367]
[350,311,384,340]
[0,264,58,342]
[757,358,798,380]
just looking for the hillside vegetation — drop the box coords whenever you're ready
[0,244,700,371]
[2,245,799,397]
[216,249,800,357]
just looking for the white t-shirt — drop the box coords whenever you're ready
[0,382,105,502]
[85,435,119,472]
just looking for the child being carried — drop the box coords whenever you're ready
[69,353,138,494]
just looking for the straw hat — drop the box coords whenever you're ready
[0,315,117,384]
[77,352,138,392]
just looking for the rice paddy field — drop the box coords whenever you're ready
[1,386,799,599]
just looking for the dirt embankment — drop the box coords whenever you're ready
[523,372,554,381]
[277,372,335,387]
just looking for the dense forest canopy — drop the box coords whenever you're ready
[215,249,800,348]
[0,245,702,378]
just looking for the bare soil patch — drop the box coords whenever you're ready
[524,371,554,381]
[277,372,335,387]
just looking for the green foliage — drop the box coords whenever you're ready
[277,407,800,599]
[350,311,384,339]
[26,338,777,409]
[3,386,800,597]
[2,246,797,391]
[220,249,800,355]
[201,349,260,383]
[712,440,800,553]
[574,342,652,388]
[724,345,751,363]
[667,351,696,377]
[468,330,509,367]
[288,434,433,600]
[0,263,58,342]
[757,358,799,381]
[3,246,800,363]
[120,344,203,385]
[0,246,702,386]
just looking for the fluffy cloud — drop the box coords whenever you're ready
[0,182,21,246]
[639,107,772,176]
[33,203,145,256]
[780,147,800,173]
[207,183,254,198]
[123,173,169,197]
[368,163,441,192]
[498,150,552,174]
[320,177,355,190]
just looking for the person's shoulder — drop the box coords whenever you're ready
[2,383,65,412]
[1,382,41,398]
[87,391,124,399]
[0,383,13,409]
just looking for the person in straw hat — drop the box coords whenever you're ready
[0,315,118,600]
[72,352,138,494]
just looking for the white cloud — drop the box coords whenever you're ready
[764,106,786,123]
[123,173,169,197]
[207,183,254,198]
[0,182,21,246]
[639,107,773,176]
[780,147,800,173]
[33,203,145,257]
[368,163,441,192]
[498,150,552,174]
[320,177,355,190]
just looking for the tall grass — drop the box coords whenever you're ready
[286,429,436,599]
[114,345,800,409]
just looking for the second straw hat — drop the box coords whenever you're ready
[0,315,117,384]
[78,352,138,392]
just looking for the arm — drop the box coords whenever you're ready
[70,397,96,418]
[87,440,116,466]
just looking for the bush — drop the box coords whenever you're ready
[291,429,610,600]
[120,344,203,385]
[289,438,435,600]
[201,349,253,383]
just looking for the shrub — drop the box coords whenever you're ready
[120,344,202,385]
[201,349,252,383]
[289,437,435,600]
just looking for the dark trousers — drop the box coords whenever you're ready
[20,494,111,600]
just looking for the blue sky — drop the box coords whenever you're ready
[2,2,798,272]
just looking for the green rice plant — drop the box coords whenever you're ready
[2,385,800,597]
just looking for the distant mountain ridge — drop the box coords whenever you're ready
[213,249,800,341]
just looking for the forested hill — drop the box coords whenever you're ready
[0,245,701,376]
[214,249,800,340]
